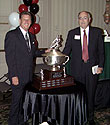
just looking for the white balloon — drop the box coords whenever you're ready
[20,0,24,4]
[35,15,40,24]
[9,26,17,31]
[9,12,19,27]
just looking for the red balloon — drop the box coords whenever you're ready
[34,23,40,34]
[29,26,34,34]
[32,0,39,4]
[29,23,41,34]
[18,4,28,13]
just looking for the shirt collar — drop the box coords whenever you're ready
[80,26,89,34]
[19,26,28,36]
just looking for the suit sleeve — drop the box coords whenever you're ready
[30,33,45,57]
[62,31,72,56]
[4,32,18,79]
[34,49,45,57]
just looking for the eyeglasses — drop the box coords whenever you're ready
[78,17,88,20]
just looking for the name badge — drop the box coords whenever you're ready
[74,35,80,40]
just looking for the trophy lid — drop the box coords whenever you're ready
[42,49,66,57]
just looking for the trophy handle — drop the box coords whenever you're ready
[63,56,69,65]
[43,56,48,64]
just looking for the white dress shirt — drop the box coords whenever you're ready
[19,26,31,49]
[80,26,89,49]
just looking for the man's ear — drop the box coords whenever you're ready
[89,17,92,25]
[89,17,91,22]
[19,19,21,25]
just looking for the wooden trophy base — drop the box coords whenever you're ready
[32,70,75,90]
[43,69,64,80]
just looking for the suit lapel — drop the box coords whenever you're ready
[77,27,82,56]
[16,27,26,44]
[28,32,35,51]
[28,32,33,48]
[88,26,92,53]
[16,27,32,53]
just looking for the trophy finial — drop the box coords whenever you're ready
[50,35,63,50]
[42,35,69,71]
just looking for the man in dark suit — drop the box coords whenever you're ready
[63,11,104,125]
[4,11,49,125]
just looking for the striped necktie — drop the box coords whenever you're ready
[25,33,31,52]
[82,30,89,62]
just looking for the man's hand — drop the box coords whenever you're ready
[45,48,52,53]
[12,77,19,85]
[97,67,103,74]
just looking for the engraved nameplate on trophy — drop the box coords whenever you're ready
[43,69,64,80]
[33,74,75,90]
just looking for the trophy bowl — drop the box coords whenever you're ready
[42,49,69,71]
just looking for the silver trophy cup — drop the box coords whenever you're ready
[42,49,69,71]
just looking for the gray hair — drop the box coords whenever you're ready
[78,11,91,19]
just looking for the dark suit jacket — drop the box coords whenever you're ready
[63,26,104,78]
[5,27,44,84]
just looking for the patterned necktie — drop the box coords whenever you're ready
[82,30,89,62]
[25,33,31,52]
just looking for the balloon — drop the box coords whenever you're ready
[35,15,40,23]
[32,0,39,4]
[29,23,41,34]
[19,4,28,13]
[9,12,19,27]
[33,23,41,34]
[23,0,32,6]
[29,26,34,34]
[9,26,17,31]
[20,0,24,4]
[30,3,39,15]
[30,13,36,25]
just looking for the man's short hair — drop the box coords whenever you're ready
[19,11,32,19]
[78,11,91,19]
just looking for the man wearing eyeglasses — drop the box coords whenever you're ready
[63,11,104,125]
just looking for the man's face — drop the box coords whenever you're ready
[78,12,91,29]
[19,15,31,31]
